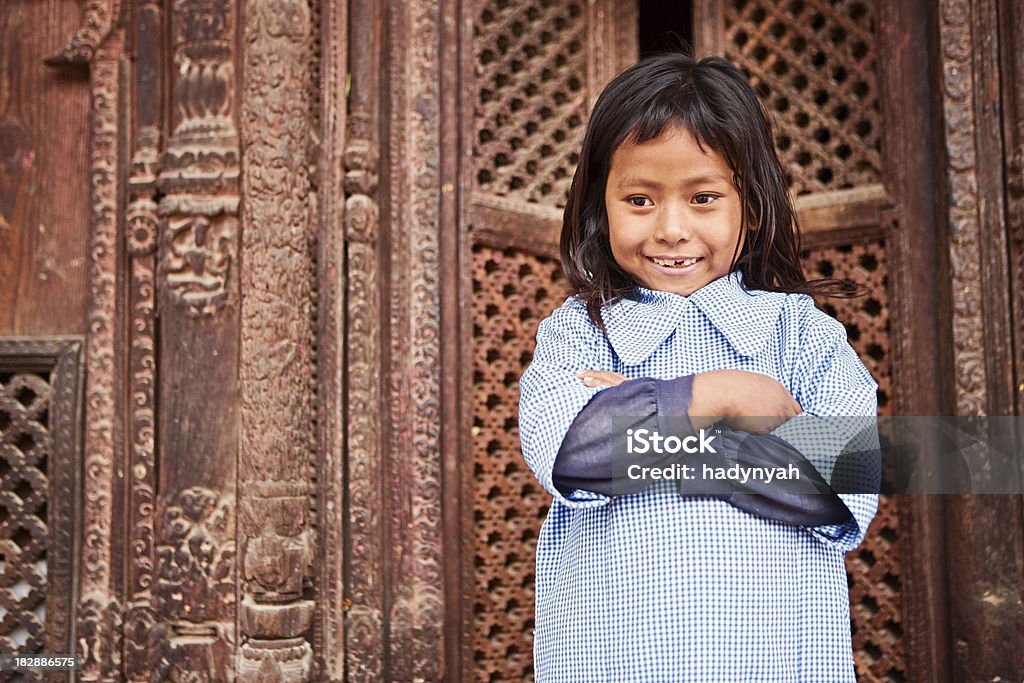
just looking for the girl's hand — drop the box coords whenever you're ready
[576,369,629,388]
[690,369,801,434]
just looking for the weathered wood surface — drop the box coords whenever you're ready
[0,0,90,336]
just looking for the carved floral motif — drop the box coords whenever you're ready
[939,0,987,415]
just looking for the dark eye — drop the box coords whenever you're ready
[627,196,652,208]
[693,193,718,205]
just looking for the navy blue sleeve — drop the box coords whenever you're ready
[552,376,854,527]
[550,375,694,496]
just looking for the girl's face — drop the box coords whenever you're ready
[604,126,744,297]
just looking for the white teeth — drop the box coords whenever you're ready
[650,257,700,268]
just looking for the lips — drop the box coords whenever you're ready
[646,255,703,268]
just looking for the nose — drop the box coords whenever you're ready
[653,204,693,244]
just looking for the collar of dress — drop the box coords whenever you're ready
[599,271,788,366]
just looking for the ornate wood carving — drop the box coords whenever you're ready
[152,0,240,677]
[939,0,988,417]
[158,0,240,318]
[343,0,384,679]
[43,0,122,66]
[122,119,159,683]
[147,486,236,679]
[77,52,124,682]
[44,3,124,680]
[123,2,163,678]
[386,1,446,678]
[238,0,317,680]
[77,595,124,678]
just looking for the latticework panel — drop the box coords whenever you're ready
[473,0,587,206]
[802,239,905,681]
[471,245,571,682]
[724,0,883,195]
[803,239,891,415]
[0,371,53,682]
[848,495,904,681]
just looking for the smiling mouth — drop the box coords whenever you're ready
[647,256,702,268]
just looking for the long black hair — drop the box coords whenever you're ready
[560,51,863,331]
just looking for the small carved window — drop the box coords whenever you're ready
[0,339,83,681]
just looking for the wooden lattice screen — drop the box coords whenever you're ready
[0,339,82,682]
[725,0,883,195]
[804,240,903,680]
[471,246,570,681]
[468,0,904,680]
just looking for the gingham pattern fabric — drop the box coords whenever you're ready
[518,272,879,682]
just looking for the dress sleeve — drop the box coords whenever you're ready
[772,301,881,552]
[550,375,694,496]
[518,305,612,509]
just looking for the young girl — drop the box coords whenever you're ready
[518,52,879,681]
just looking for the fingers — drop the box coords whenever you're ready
[575,369,628,387]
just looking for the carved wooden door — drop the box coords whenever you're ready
[464,1,948,681]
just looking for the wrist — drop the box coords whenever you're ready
[689,371,731,429]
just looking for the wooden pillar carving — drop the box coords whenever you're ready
[123,0,163,679]
[342,0,448,678]
[237,0,317,680]
[151,0,240,678]
[344,0,384,679]
[938,0,1024,678]
[384,0,446,678]
[938,0,1014,417]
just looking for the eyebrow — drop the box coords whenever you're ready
[613,173,732,190]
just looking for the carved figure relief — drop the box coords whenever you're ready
[158,0,240,318]
[161,214,235,315]
[153,486,236,623]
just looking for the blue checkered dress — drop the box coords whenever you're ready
[518,272,879,682]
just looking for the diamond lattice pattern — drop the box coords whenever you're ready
[0,371,52,682]
[725,0,883,194]
[473,0,588,207]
